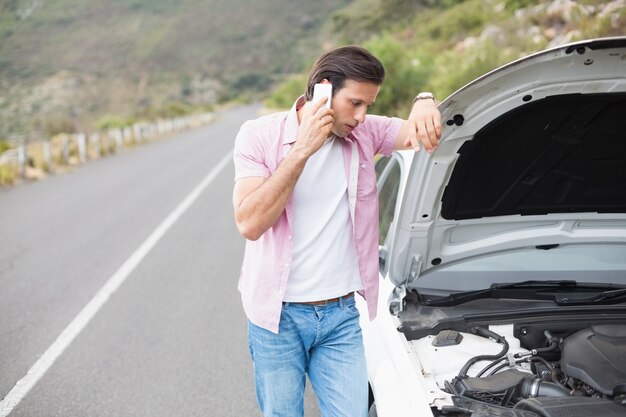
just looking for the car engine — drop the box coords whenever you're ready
[412,323,626,417]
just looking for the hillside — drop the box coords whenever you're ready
[0,0,350,140]
[1,0,623,142]
[266,0,625,116]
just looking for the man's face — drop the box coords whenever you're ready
[330,79,380,138]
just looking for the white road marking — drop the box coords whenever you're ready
[0,151,233,416]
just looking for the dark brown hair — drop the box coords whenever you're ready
[304,46,385,101]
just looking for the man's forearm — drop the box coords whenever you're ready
[235,149,308,241]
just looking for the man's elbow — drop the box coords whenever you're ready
[235,217,264,241]
[239,227,263,241]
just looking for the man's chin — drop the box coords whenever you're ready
[332,128,348,138]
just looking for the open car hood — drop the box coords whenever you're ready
[388,37,626,290]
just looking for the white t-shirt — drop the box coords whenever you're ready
[283,136,363,302]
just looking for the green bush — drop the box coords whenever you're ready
[159,102,192,118]
[503,0,540,12]
[264,74,308,110]
[42,115,76,137]
[95,115,133,131]
[365,34,435,117]
[430,40,516,99]
[31,115,75,137]
[574,5,626,38]
[0,140,12,153]
[419,0,490,42]
[0,163,16,185]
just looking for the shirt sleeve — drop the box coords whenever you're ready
[233,121,271,182]
[365,115,404,157]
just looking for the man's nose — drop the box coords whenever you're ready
[355,108,367,124]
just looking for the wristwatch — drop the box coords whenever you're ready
[413,92,435,104]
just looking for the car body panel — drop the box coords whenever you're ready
[357,279,434,416]
[387,37,626,290]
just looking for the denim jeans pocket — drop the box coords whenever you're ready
[343,295,360,316]
[248,319,303,360]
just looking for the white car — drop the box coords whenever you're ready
[358,37,626,417]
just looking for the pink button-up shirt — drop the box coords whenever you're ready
[233,98,403,333]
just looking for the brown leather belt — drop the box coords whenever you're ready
[296,292,354,306]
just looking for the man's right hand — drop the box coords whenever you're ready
[233,97,334,241]
[292,97,335,158]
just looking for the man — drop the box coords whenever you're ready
[233,45,441,417]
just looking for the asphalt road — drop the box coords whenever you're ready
[0,105,319,416]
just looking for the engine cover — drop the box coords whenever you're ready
[561,324,626,395]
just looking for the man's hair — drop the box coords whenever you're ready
[304,46,385,101]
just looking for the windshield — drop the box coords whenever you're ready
[416,244,626,295]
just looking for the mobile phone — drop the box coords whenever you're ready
[312,83,332,109]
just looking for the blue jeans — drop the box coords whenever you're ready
[247,295,368,417]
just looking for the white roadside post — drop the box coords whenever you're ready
[17,143,26,178]
[90,133,101,158]
[113,129,123,153]
[61,135,70,164]
[42,141,51,171]
[76,133,86,163]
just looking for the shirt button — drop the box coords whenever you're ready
[361,163,366,168]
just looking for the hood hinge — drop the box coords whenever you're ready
[390,255,422,315]
[389,286,406,315]
[408,255,423,284]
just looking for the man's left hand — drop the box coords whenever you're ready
[404,98,442,153]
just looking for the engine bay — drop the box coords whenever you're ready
[403,307,626,416]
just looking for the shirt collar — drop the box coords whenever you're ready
[283,96,306,145]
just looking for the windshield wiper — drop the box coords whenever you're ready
[564,288,626,305]
[421,280,626,307]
